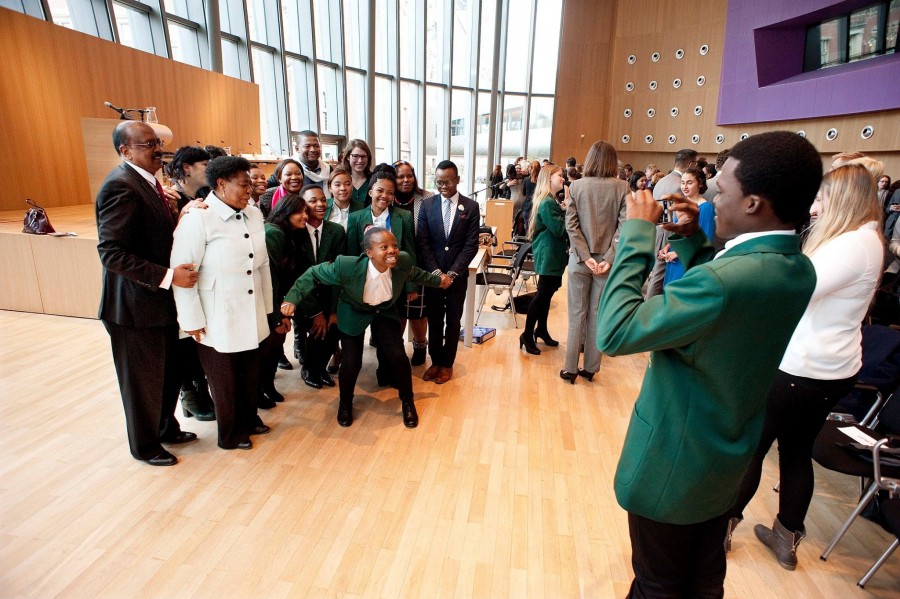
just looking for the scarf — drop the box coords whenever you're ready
[301,160,333,198]
[270,184,289,211]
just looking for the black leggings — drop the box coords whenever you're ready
[728,369,856,531]
[524,274,562,335]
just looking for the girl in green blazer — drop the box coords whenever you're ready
[521,165,567,356]
[346,168,416,262]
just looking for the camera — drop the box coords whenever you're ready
[657,199,671,224]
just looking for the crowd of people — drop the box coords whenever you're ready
[95,119,897,596]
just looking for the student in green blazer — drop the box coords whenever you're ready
[520,164,568,356]
[324,167,364,230]
[281,227,451,429]
[345,169,416,259]
[596,132,823,598]
[293,185,348,389]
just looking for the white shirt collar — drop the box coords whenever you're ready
[363,259,394,305]
[204,191,246,221]
[716,230,796,259]
[123,160,159,188]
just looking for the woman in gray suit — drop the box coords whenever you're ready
[560,140,628,383]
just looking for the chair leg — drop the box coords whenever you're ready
[858,538,898,588]
[821,481,880,560]
[509,289,518,328]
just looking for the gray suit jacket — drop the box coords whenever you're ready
[652,170,682,200]
[565,177,628,264]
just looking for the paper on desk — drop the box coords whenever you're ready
[837,426,878,446]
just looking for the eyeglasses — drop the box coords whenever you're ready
[127,138,164,150]
[348,153,368,161]
[435,180,455,188]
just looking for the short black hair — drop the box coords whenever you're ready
[266,193,308,231]
[566,156,576,167]
[363,225,392,250]
[204,145,228,158]
[112,121,145,155]
[673,149,698,169]
[273,158,302,182]
[297,130,319,139]
[683,167,708,195]
[166,146,211,181]
[435,160,458,176]
[368,164,397,189]
[206,156,251,189]
[715,149,731,170]
[628,170,646,192]
[299,183,325,198]
[728,131,822,225]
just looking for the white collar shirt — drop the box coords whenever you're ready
[306,222,324,260]
[715,230,795,259]
[363,260,393,305]
[440,192,460,235]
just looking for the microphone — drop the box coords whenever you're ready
[104,101,128,119]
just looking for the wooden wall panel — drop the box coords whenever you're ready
[0,8,260,212]
[553,0,900,174]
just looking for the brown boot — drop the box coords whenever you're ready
[724,516,742,553]
[754,517,805,570]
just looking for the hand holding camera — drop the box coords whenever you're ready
[661,194,700,238]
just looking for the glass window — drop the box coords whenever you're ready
[450,89,472,193]
[287,56,316,133]
[477,0,497,89]
[374,76,397,163]
[169,21,203,68]
[889,0,900,52]
[849,4,885,61]
[398,0,421,78]
[474,91,492,188]
[803,2,899,71]
[343,0,368,68]
[166,0,205,23]
[252,46,284,155]
[504,1,533,92]
[282,0,314,55]
[346,69,367,141]
[530,0,562,94]
[452,0,474,87]
[47,0,77,30]
[246,0,269,45]
[399,81,421,165]
[45,0,112,37]
[500,94,525,164]
[527,96,553,159]
[424,85,446,189]
[375,0,397,74]
[3,0,45,19]
[313,0,342,63]
[222,37,244,79]
[317,63,344,135]
[220,0,246,36]
[425,0,449,83]
[113,2,157,54]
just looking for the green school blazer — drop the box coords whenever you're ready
[530,196,568,276]
[282,252,442,336]
[597,220,816,524]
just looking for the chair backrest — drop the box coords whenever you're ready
[512,242,532,271]
[874,390,900,435]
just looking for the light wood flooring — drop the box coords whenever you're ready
[1,293,898,598]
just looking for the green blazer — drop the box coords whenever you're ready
[597,220,816,524]
[282,252,442,336]
[346,207,417,291]
[530,196,568,276]
[324,197,364,222]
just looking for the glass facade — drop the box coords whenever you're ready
[12,0,562,195]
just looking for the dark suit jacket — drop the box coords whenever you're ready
[96,163,177,327]
[283,253,442,336]
[415,193,481,277]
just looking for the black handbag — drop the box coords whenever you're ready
[23,199,55,235]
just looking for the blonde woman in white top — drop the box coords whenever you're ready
[725,163,884,569]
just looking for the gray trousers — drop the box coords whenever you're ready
[564,253,608,374]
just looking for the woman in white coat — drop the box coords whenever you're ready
[171,156,274,450]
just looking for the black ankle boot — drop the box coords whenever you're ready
[534,329,559,346]
[337,401,353,427]
[519,332,541,355]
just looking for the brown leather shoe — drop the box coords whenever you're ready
[435,367,453,384]
[423,364,441,381]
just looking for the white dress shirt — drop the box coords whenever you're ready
[780,222,883,379]
[171,192,273,353]
[441,192,460,235]
[715,230,795,259]
[306,222,323,261]
[328,203,351,230]
[372,207,390,229]
[363,260,393,305]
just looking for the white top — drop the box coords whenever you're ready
[363,260,393,305]
[372,208,390,229]
[328,204,351,230]
[715,230,795,259]
[171,192,273,353]
[780,221,883,379]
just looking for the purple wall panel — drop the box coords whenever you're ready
[719,0,900,125]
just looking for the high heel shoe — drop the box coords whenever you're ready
[534,330,559,346]
[577,369,595,382]
[519,332,541,355]
[559,370,577,384]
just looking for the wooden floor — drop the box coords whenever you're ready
[1,294,898,598]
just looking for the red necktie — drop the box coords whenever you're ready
[154,179,175,224]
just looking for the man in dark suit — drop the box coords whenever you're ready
[416,160,481,384]
[96,121,199,466]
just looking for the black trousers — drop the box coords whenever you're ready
[426,277,466,368]
[627,511,730,599]
[260,329,286,393]
[728,369,856,531]
[176,336,206,394]
[524,274,562,335]
[339,315,413,404]
[103,321,182,460]
[304,315,339,377]
[197,344,260,449]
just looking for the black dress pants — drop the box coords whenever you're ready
[426,277,467,368]
[728,369,856,531]
[260,329,286,392]
[103,321,182,460]
[197,344,260,449]
[627,511,730,599]
[339,315,413,404]
[524,274,562,335]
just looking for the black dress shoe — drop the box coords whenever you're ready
[302,368,322,389]
[401,400,418,428]
[577,369,595,382]
[263,385,285,403]
[326,350,341,374]
[236,440,252,450]
[337,401,353,427]
[258,394,276,409]
[319,372,336,387]
[519,332,541,355]
[294,343,305,365]
[559,370,577,384]
[277,356,293,370]
[161,431,198,444]
[142,451,177,466]
[251,424,271,435]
